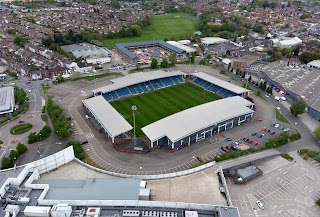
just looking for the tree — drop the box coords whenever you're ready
[207,54,212,60]
[16,143,28,155]
[248,76,252,82]
[314,126,320,140]
[1,157,13,169]
[66,141,85,160]
[9,150,19,161]
[293,47,300,56]
[290,101,306,117]
[169,53,177,65]
[151,58,158,69]
[241,72,245,78]
[160,58,169,68]
[257,90,261,96]
[199,43,205,52]
[190,52,196,64]
[14,35,28,47]
[28,132,38,144]
[199,59,207,65]
[7,29,16,35]
[130,24,142,37]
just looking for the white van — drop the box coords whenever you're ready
[280,96,286,101]
[256,200,264,209]
[274,96,280,101]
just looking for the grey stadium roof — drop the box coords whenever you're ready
[93,70,184,94]
[33,178,141,200]
[142,96,254,143]
[0,86,14,115]
[82,95,132,138]
[116,40,184,60]
[193,72,248,94]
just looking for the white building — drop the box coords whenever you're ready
[307,60,320,69]
[200,37,228,46]
[0,86,15,115]
[271,37,302,48]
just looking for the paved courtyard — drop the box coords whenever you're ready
[227,153,320,217]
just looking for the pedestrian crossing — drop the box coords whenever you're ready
[85,133,94,139]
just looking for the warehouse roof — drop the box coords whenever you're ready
[200,37,228,45]
[0,86,14,115]
[166,41,196,53]
[193,72,248,94]
[142,96,254,143]
[116,40,184,60]
[33,178,141,200]
[93,70,184,94]
[82,96,132,138]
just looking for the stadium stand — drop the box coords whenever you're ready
[192,72,248,98]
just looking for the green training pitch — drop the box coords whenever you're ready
[103,13,198,48]
[110,82,222,138]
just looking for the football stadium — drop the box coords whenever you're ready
[83,70,253,152]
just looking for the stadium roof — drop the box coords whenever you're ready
[200,37,228,45]
[93,70,184,94]
[193,72,248,94]
[272,37,302,48]
[0,86,14,115]
[166,41,196,53]
[142,96,254,143]
[82,96,132,138]
[72,47,112,59]
[116,40,184,60]
[33,178,141,200]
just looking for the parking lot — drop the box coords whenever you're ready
[227,153,320,217]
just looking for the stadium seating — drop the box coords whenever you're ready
[161,77,175,86]
[116,88,131,97]
[109,91,119,100]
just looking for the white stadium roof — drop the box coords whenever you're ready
[142,96,254,143]
[0,86,14,115]
[193,72,248,94]
[93,70,184,94]
[166,41,196,53]
[82,95,132,138]
[200,37,228,45]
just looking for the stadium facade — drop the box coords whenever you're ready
[83,70,252,151]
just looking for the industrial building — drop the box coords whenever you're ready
[0,147,240,217]
[232,55,259,71]
[0,86,15,115]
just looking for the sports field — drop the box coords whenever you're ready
[103,13,198,48]
[110,82,222,138]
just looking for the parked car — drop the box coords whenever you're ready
[253,141,259,146]
[256,200,264,209]
[81,140,88,145]
[258,134,264,138]
[234,141,239,145]
[231,145,239,151]
[18,120,24,123]
[261,127,267,131]
[221,146,228,152]
[284,128,289,132]
[197,157,203,162]
[226,144,232,150]
[266,129,271,133]
[256,118,262,121]
[251,132,257,136]
[225,137,232,142]
[274,123,280,128]
[279,126,284,130]
[270,131,276,135]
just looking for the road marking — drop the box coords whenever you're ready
[85,133,94,139]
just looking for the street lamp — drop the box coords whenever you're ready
[131,105,137,146]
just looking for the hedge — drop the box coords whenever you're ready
[10,123,32,135]
[281,153,293,161]
[28,125,51,144]
[66,141,85,160]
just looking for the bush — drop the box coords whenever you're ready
[1,156,13,169]
[9,150,19,160]
[16,143,28,155]
[28,132,38,144]
[41,114,48,122]
[42,106,46,113]
[66,141,85,160]
[281,153,293,161]
[298,149,309,155]
[289,132,301,141]
[303,156,308,160]
[316,199,320,206]
[0,140,3,145]
[10,123,33,135]
[27,125,51,144]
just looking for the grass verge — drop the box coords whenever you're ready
[41,114,48,122]
[281,153,293,161]
[276,110,290,123]
[10,123,33,135]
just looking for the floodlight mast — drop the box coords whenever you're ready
[131,105,137,146]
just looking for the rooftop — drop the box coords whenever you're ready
[33,178,141,200]
[82,95,133,138]
[0,86,14,114]
[200,37,228,45]
[142,96,254,142]
[93,70,184,94]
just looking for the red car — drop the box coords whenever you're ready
[197,157,203,162]
[241,137,245,140]
[261,127,267,131]
[253,141,259,146]
[257,118,262,121]
[248,139,253,144]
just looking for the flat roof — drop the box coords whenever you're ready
[193,72,248,94]
[142,96,254,142]
[0,166,26,188]
[82,96,132,138]
[0,86,14,114]
[200,37,228,45]
[93,70,184,94]
[33,178,141,200]
[116,40,184,60]
[166,41,196,53]
[307,60,320,68]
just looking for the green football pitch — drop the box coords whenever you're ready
[110,82,222,138]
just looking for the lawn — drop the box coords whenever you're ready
[276,109,290,123]
[103,13,198,48]
[110,82,222,138]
